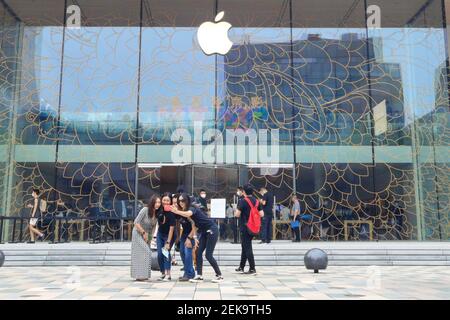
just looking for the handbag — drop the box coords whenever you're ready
[290,220,300,228]
[300,214,312,221]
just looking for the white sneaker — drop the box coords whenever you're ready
[189,275,204,283]
[211,275,224,283]
[157,274,166,281]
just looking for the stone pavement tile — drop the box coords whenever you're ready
[264,287,296,294]
[246,295,277,300]
[298,292,332,299]
[54,293,86,300]
[80,294,114,300]
[2,265,450,300]
[166,295,194,300]
[221,294,243,300]
[98,288,123,293]
[273,292,301,297]
[110,296,138,300]
[194,292,221,300]
[170,286,196,291]
[355,294,387,300]
[276,296,306,300]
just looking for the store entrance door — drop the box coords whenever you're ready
[191,164,244,242]
[136,163,248,241]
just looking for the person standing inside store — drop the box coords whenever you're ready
[259,187,274,244]
[156,193,176,281]
[26,189,45,243]
[197,189,208,212]
[290,195,301,242]
[234,184,264,275]
[130,194,158,281]
[171,193,223,283]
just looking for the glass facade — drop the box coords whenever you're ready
[0,0,449,242]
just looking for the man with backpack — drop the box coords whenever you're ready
[234,184,264,275]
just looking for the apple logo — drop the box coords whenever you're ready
[197,11,233,55]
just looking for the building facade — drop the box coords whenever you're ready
[0,0,449,242]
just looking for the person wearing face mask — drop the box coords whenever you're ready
[197,189,208,212]
[259,187,274,244]
[236,187,244,200]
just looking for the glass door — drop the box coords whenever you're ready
[192,164,240,241]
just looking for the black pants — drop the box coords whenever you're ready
[240,229,255,270]
[196,224,221,276]
[232,218,239,243]
[292,226,301,241]
[261,215,273,243]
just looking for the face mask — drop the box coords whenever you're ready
[200,194,206,199]
[237,191,242,196]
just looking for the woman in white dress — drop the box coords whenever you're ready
[130,195,159,281]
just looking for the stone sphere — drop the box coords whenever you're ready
[304,248,328,273]
[151,250,160,271]
[0,250,4,267]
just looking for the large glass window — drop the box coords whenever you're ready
[137,0,216,164]
[59,0,140,146]
[367,0,448,240]
[0,0,449,241]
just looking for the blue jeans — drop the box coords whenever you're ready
[180,235,195,279]
[157,232,171,272]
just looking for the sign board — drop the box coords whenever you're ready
[373,100,388,136]
[210,198,226,219]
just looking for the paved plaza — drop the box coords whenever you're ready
[0,265,449,300]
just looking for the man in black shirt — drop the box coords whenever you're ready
[259,187,274,244]
[234,184,264,275]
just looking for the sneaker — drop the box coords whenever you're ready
[157,275,166,281]
[189,275,204,283]
[235,267,244,273]
[178,276,190,282]
[244,269,257,275]
[162,276,171,282]
[211,275,224,283]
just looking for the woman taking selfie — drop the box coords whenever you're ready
[156,192,176,281]
[131,194,159,281]
[171,193,223,283]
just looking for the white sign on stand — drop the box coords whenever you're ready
[210,198,226,219]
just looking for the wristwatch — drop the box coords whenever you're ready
[188,236,194,240]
